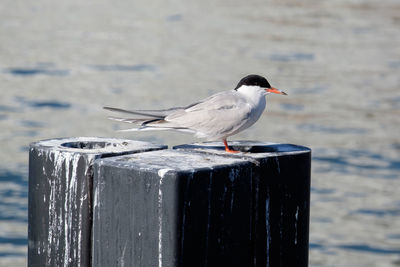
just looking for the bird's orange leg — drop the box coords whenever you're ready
[223,139,240,153]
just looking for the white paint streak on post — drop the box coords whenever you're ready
[47,175,56,264]
[157,170,165,267]
[157,168,175,267]
[63,152,71,266]
[157,168,173,267]
[158,168,172,179]
[120,240,127,267]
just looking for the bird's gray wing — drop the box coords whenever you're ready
[165,90,252,139]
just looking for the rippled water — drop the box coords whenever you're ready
[1,0,400,266]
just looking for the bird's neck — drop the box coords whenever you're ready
[236,85,266,106]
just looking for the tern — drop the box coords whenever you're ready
[104,74,287,153]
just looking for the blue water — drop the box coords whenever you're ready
[0,172,28,263]
[1,0,400,266]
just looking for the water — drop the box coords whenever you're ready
[1,0,399,266]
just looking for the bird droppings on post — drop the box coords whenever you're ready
[28,137,167,267]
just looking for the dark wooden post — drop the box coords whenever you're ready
[92,141,311,267]
[174,141,312,267]
[28,137,166,267]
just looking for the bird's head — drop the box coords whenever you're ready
[234,74,287,95]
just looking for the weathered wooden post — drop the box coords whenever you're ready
[28,137,166,267]
[174,141,311,267]
[92,141,311,267]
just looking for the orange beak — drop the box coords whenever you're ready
[266,87,287,95]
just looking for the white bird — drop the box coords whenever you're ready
[104,74,287,153]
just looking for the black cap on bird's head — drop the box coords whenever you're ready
[234,74,287,95]
[234,74,271,89]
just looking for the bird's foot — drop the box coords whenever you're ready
[223,139,240,153]
[225,147,240,153]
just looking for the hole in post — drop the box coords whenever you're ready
[61,141,116,149]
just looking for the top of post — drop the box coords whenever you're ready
[30,137,167,155]
[174,141,311,159]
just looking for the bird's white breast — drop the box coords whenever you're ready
[236,85,267,120]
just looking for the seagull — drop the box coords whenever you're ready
[104,74,287,153]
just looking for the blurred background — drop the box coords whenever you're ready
[1,0,399,266]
